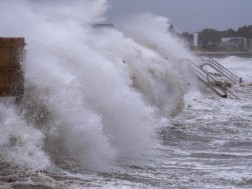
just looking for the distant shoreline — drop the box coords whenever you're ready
[194,51,252,58]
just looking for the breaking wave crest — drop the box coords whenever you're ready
[0,0,196,171]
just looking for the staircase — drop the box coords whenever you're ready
[182,58,240,100]
[200,57,242,84]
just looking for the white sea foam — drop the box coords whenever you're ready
[218,56,252,82]
[0,104,50,169]
[0,0,197,170]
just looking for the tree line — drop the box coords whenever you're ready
[182,25,252,43]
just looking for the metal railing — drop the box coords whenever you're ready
[181,59,240,100]
[201,57,242,84]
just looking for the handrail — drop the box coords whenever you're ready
[181,59,240,99]
[201,57,242,84]
[184,59,227,95]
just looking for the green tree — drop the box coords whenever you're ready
[236,25,252,38]
[222,28,236,37]
[199,28,222,43]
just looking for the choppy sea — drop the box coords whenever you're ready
[0,1,252,188]
[0,57,251,189]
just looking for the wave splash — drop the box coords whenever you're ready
[0,0,196,170]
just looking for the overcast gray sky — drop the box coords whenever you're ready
[107,0,252,33]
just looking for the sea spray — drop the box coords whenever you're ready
[115,13,199,115]
[0,104,51,170]
[0,0,197,170]
[92,27,180,116]
[0,0,117,170]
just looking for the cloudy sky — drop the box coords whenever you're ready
[107,0,252,33]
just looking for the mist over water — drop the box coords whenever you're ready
[0,0,196,172]
[1,1,252,189]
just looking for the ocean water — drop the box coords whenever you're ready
[0,1,252,188]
